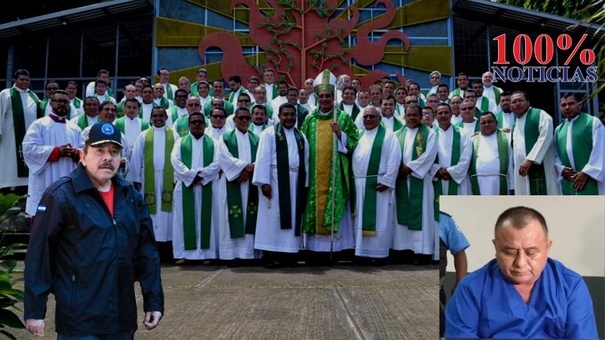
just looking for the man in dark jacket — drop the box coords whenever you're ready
[24,122,164,339]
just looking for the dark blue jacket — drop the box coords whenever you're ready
[24,164,164,336]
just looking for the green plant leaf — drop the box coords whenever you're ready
[0,309,25,329]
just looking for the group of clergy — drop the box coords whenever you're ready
[1,67,603,268]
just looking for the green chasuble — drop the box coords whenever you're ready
[10,87,41,177]
[522,108,548,195]
[470,130,509,195]
[555,113,598,195]
[180,134,215,250]
[361,125,386,236]
[223,130,260,238]
[143,127,175,214]
[300,108,359,235]
[395,124,430,230]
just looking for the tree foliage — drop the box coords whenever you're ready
[495,0,597,20]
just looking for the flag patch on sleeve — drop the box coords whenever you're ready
[37,205,47,213]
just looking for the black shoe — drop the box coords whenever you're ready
[226,259,240,268]
[263,261,281,269]
[371,258,388,267]
[282,260,300,268]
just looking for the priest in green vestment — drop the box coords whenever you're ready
[300,70,359,259]
[554,93,605,195]
[511,91,558,195]
[0,69,40,190]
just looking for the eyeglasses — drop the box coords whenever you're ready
[52,99,70,104]
[236,116,251,121]
[363,115,379,119]
[460,107,474,111]
[238,99,251,103]
[176,95,188,99]
[189,120,205,125]
[405,101,417,104]
[211,115,225,119]
[480,120,496,125]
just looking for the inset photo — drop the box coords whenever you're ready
[440,195,604,339]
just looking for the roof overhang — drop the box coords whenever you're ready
[0,0,153,40]
[452,0,601,38]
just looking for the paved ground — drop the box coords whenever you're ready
[10,261,439,340]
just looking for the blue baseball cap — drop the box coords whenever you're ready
[85,122,122,148]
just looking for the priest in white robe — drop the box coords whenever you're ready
[431,103,472,199]
[217,108,262,263]
[554,93,605,195]
[0,69,40,190]
[392,104,438,260]
[252,103,309,268]
[352,107,401,263]
[114,98,150,161]
[510,92,558,195]
[171,112,222,262]
[22,90,82,215]
[469,112,514,195]
[127,107,177,250]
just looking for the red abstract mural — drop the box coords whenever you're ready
[198,0,410,88]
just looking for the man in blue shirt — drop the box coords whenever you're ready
[445,206,598,339]
[439,211,470,337]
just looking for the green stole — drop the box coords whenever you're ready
[180,134,215,250]
[522,108,547,195]
[380,117,404,132]
[77,114,98,130]
[115,117,150,135]
[174,116,190,137]
[339,102,361,121]
[73,97,82,109]
[555,113,598,195]
[223,130,259,238]
[158,97,170,109]
[170,106,181,122]
[361,126,386,236]
[432,126,461,220]
[480,97,489,112]
[275,124,307,236]
[143,127,175,214]
[10,87,41,177]
[165,85,173,101]
[248,123,267,133]
[456,120,480,133]
[395,124,429,230]
[470,130,509,195]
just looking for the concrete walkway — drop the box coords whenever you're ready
[11,261,439,339]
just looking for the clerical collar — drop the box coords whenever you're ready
[319,108,333,116]
[126,115,138,121]
[49,113,67,123]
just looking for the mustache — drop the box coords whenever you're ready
[99,163,115,170]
